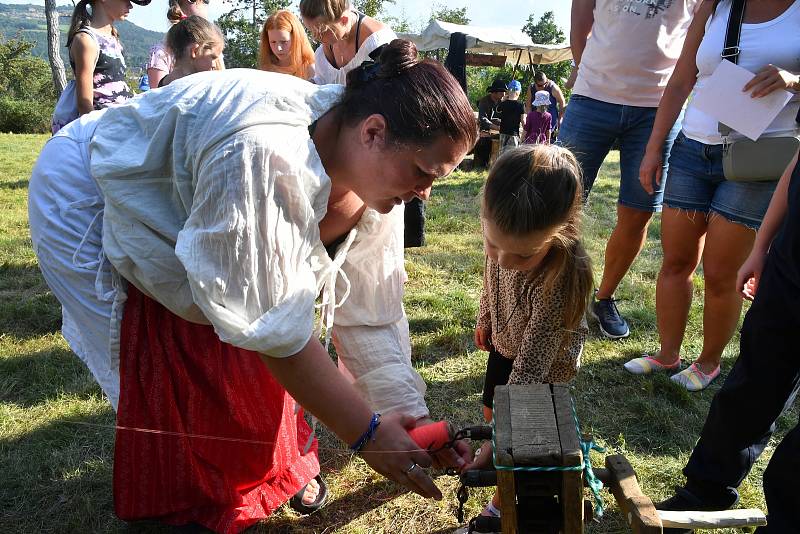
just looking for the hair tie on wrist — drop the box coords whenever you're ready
[180,14,188,19]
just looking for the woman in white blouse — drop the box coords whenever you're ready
[28,40,476,532]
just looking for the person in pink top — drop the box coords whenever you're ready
[523,90,552,144]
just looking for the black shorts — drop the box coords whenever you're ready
[482,348,513,409]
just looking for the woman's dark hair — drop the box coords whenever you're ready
[338,39,478,149]
[482,144,593,333]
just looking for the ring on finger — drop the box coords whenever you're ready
[405,462,418,474]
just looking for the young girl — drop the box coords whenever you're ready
[259,9,315,80]
[51,0,145,134]
[157,16,225,88]
[523,90,553,145]
[146,0,223,89]
[470,144,593,519]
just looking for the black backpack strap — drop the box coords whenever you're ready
[722,0,746,65]
[719,0,746,137]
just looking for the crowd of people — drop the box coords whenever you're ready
[29,0,800,532]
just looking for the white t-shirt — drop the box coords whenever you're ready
[312,27,397,85]
[573,0,701,107]
[682,0,800,144]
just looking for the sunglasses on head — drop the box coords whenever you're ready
[187,0,210,5]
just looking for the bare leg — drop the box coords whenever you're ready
[596,204,654,299]
[694,214,756,373]
[655,208,707,364]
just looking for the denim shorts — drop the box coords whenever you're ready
[663,132,778,229]
[558,95,681,212]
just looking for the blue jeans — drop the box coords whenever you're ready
[558,95,681,212]
[663,132,778,229]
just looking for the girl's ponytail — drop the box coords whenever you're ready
[66,0,91,47]
[167,0,185,24]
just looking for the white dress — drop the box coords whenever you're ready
[28,69,428,418]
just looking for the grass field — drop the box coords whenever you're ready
[0,133,794,533]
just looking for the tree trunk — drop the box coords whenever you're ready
[45,0,67,96]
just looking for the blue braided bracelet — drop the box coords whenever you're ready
[349,412,381,453]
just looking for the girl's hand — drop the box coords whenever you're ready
[474,327,492,351]
[743,65,800,98]
[359,413,442,500]
[736,249,767,301]
[638,148,664,195]
[462,440,494,472]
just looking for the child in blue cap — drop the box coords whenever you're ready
[497,80,525,155]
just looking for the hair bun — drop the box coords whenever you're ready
[377,39,418,77]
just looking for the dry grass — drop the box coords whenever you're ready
[1,134,790,533]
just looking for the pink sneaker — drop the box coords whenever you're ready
[623,354,681,375]
[671,363,720,392]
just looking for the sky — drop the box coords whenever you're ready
[3,0,570,37]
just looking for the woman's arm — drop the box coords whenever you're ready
[261,337,442,499]
[639,0,715,194]
[71,32,98,115]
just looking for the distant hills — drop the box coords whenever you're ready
[0,3,165,70]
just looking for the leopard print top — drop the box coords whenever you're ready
[476,256,586,385]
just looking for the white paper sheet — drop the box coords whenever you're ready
[691,60,793,141]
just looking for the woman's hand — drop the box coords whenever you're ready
[736,248,767,301]
[411,417,472,471]
[743,64,800,98]
[474,327,492,352]
[638,148,664,195]
[359,413,443,500]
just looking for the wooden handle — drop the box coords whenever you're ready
[658,509,767,528]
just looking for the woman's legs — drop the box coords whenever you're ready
[654,207,707,364]
[693,214,756,373]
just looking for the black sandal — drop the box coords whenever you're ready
[289,474,328,515]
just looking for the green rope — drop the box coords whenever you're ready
[490,396,606,518]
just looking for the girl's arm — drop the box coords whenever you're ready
[148,68,167,89]
[639,0,715,194]
[737,153,797,299]
[475,257,493,351]
[71,32,99,115]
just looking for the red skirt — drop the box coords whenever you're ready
[113,285,319,533]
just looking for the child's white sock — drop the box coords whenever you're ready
[482,500,501,517]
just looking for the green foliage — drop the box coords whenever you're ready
[522,11,572,95]
[0,97,52,134]
[217,0,291,68]
[0,37,55,133]
[430,3,469,24]
[353,0,394,18]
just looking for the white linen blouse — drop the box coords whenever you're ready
[33,68,427,418]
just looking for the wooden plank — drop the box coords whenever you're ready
[562,469,584,533]
[605,455,662,534]
[658,509,767,528]
[493,386,514,466]
[552,384,582,466]
[465,52,507,67]
[497,470,518,534]
[508,384,561,466]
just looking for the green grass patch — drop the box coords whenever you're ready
[0,134,788,533]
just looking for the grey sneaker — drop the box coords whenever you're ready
[590,292,630,339]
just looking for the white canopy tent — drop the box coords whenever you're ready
[399,20,572,66]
